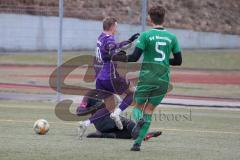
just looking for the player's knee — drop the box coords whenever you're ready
[135,103,144,110]
[144,105,155,115]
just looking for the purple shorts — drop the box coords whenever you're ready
[96,77,129,95]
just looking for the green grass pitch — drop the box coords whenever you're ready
[0,49,240,159]
[0,100,239,160]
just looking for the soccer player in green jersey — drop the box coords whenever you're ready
[112,5,182,151]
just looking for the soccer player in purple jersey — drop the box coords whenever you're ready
[77,17,139,138]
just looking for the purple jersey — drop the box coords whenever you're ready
[95,32,131,80]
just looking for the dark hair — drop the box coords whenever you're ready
[148,5,165,25]
[103,17,117,31]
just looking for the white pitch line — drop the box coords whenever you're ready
[0,119,239,135]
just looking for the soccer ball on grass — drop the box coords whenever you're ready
[33,119,50,135]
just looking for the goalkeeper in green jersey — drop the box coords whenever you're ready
[111,5,182,151]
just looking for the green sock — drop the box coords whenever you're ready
[134,114,152,145]
[132,107,143,122]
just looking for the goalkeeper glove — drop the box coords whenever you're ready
[128,33,140,42]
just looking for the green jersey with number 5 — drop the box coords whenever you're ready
[133,28,181,103]
[136,28,181,83]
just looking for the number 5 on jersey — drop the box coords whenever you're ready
[155,42,166,62]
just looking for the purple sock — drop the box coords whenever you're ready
[89,108,110,123]
[119,92,133,111]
